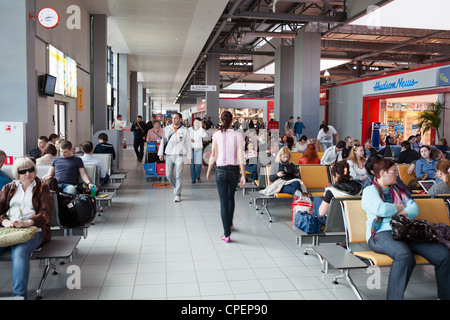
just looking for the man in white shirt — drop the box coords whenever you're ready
[111,114,125,130]
[81,141,109,187]
[158,112,191,202]
[320,141,345,165]
[189,117,208,184]
[317,124,339,152]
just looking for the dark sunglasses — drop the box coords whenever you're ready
[18,167,35,175]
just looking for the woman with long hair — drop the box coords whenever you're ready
[428,159,450,197]
[298,144,320,164]
[269,147,301,195]
[346,145,368,185]
[415,145,439,180]
[206,111,246,243]
[361,158,450,300]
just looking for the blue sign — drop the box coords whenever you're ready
[372,78,419,92]
[438,66,450,87]
[371,122,381,149]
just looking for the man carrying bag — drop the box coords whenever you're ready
[131,115,146,162]
[158,113,191,202]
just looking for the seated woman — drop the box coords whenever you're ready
[269,147,301,195]
[346,145,368,186]
[279,134,289,149]
[36,144,57,166]
[0,157,52,299]
[298,144,320,164]
[415,145,439,180]
[428,159,450,197]
[361,158,450,300]
[244,141,258,184]
[294,135,308,153]
[317,160,362,218]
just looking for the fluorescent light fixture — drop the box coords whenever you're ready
[224,83,274,91]
[254,62,275,74]
[320,59,351,71]
[219,93,244,98]
[349,0,450,30]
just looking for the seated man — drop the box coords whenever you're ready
[42,140,94,195]
[28,136,49,159]
[81,141,109,187]
[320,141,345,165]
[0,150,12,189]
[94,133,116,161]
[396,140,419,164]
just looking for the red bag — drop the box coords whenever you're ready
[156,163,166,175]
[291,192,313,225]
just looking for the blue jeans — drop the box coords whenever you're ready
[280,181,301,195]
[215,166,240,237]
[369,231,450,300]
[0,231,43,299]
[190,149,203,181]
[58,183,77,195]
[245,164,257,183]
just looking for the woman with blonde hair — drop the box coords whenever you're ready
[268,147,301,195]
[0,157,52,299]
[346,145,368,185]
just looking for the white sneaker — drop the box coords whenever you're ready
[174,195,181,202]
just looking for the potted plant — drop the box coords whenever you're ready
[416,101,444,140]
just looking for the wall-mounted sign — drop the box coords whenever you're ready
[438,66,450,87]
[78,87,83,110]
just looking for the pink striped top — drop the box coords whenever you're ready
[212,130,243,166]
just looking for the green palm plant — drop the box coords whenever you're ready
[416,101,443,140]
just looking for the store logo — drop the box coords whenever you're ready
[372,78,419,92]
[438,66,450,86]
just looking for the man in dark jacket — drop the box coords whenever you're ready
[131,115,146,162]
[396,140,419,164]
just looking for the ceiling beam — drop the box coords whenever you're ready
[233,10,346,23]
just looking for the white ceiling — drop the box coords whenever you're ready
[80,0,229,110]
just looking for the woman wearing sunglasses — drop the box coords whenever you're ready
[361,158,450,300]
[0,157,52,299]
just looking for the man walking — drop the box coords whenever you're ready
[158,112,191,202]
[131,115,146,162]
[294,117,306,141]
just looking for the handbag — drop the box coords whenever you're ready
[0,203,38,247]
[291,191,313,225]
[390,214,439,242]
[0,226,38,247]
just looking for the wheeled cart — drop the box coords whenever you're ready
[144,141,166,181]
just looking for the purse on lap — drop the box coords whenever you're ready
[390,214,439,242]
[0,203,38,247]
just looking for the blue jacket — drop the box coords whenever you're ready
[415,158,438,180]
[294,121,305,134]
[361,185,419,242]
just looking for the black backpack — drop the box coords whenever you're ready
[57,192,97,228]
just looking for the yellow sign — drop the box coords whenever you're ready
[78,87,83,110]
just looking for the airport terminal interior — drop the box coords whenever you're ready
[0,148,443,300]
[1,0,450,302]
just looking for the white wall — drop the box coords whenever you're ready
[35,0,91,145]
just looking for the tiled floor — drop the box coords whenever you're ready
[0,149,440,300]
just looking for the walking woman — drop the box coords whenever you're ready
[206,111,246,243]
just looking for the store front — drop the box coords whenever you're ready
[327,62,450,148]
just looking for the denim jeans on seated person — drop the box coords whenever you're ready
[58,183,77,195]
[368,230,450,300]
[215,165,240,238]
[280,181,301,195]
[0,231,42,299]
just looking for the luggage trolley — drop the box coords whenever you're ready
[143,141,166,181]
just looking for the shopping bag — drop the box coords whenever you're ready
[291,190,313,225]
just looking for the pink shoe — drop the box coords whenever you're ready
[220,236,230,243]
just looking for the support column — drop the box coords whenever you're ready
[129,71,138,121]
[293,31,321,138]
[274,46,295,132]
[92,14,108,133]
[0,0,37,153]
[117,54,128,123]
[205,54,220,125]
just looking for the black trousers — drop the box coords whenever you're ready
[134,138,145,160]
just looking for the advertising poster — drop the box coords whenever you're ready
[48,45,65,95]
[65,56,77,98]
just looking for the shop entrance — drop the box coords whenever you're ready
[362,88,448,146]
